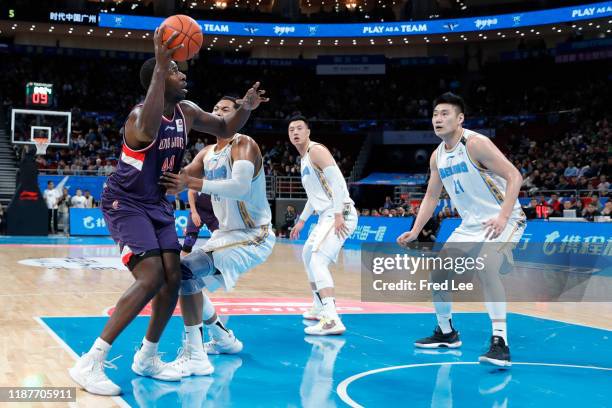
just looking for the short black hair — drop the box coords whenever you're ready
[433,92,466,114]
[219,96,240,110]
[288,115,309,128]
[139,57,157,90]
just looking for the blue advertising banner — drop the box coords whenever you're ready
[70,208,212,238]
[99,2,612,37]
[39,175,189,202]
[299,215,413,244]
[354,173,428,186]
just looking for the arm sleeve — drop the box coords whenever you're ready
[201,160,254,201]
[299,199,314,222]
[322,165,346,214]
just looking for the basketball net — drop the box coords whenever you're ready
[33,138,50,155]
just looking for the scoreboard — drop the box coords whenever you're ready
[25,82,53,107]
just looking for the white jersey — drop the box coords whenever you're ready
[300,142,354,215]
[436,129,525,229]
[202,136,271,231]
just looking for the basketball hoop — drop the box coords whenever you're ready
[33,137,50,155]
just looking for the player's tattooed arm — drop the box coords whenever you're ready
[180,82,269,139]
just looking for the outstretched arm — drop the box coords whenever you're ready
[180,82,269,139]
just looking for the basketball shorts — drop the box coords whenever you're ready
[305,205,358,263]
[197,224,275,292]
[101,194,181,270]
[445,219,526,274]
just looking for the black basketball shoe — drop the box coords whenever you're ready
[479,336,511,367]
[414,322,462,349]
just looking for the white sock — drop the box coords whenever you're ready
[437,315,453,334]
[185,323,203,348]
[493,321,508,344]
[89,337,111,360]
[312,289,323,308]
[321,297,338,318]
[206,316,230,341]
[140,337,158,356]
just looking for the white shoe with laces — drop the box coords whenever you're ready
[304,314,346,336]
[203,330,243,355]
[131,348,182,381]
[170,341,214,377]
[69,353,122,396]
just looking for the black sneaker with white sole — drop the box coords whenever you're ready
[479,336,511,367]
[414,324,462,349]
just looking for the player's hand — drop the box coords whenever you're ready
[154,26,184,68]
[334,213,350,239]
[191,211,202,227]
[483,215,508,240]
[236,82,269,111]
[159,170,189,194]
[290,219,305,240]
[397,230,419,248]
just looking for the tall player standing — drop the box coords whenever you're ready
[288,116,358,336]
[397,92,525,367]
[69,28,267,395]
[159,96,274,375]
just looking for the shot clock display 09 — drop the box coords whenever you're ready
[25,82,53,107]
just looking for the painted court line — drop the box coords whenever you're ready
[33,317,131,408]
[336,361,612,408]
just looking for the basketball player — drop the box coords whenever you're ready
[181,191,219,257]
[69,28,268,395]
[288,116,358,335]
[159,96,274,375]
[397,92,525,367]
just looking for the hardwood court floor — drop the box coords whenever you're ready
[0,238,610,407]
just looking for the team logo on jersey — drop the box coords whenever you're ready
[176,119,184,133]
[164,125,176,131]
[112,200,120,210]
[301,167,311,177]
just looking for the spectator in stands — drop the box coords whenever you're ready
[83,190,96,208]
[601,201,612,217]
[575,198,584,217]
[194,138,205,151]
[564,161,579,178]
[590,193,604,212]
[371,209,380,217]
[279,205,297,238]
[597,175,610,194]
[361,209,370,216]
[43,181,60,233]
[523,198,538,220]
[383,196,394,210]
[171,195,186,210]
[396,207,408,217]
[381,208,391,217]
[547,193,562,217]
[58,187,71,234]
[71,189,86,208]
[389,209,397,217]
[582,202,600,222]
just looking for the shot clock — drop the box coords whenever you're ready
[25,82,53,107]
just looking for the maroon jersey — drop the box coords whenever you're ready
[104,104,187,204]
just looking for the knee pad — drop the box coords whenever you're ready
[182,233,199,253]
[309,252,334,291]
[180,250,215,295]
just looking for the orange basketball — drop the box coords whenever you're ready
[160,15,203,61]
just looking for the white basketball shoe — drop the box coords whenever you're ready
[204,330,243,355]
[131,348,182,381]
[170,342,214,377]
[304,314,346,336]
[69,353,122,396]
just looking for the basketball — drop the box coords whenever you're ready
[160,14,203,61]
